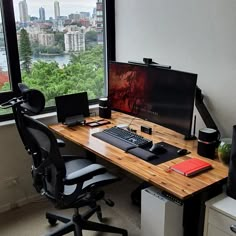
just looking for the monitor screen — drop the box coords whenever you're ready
[108,61,197,137]
[55,92,90,123]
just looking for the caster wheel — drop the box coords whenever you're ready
[48,218,57,226]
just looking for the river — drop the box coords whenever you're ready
[0,50,71,72]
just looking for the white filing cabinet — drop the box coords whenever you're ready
[204,193,236,236]
[141,186,183,236]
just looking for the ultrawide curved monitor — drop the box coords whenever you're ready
[108,61,197,138]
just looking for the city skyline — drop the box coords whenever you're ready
[13,0,96,21]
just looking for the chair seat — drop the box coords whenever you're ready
[64,158,119,195]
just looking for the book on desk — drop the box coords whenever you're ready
[170,158,212,176]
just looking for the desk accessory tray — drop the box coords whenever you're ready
[86,119,111,127]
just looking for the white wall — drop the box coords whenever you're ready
[115,0,236,137]
[0,122,36,212]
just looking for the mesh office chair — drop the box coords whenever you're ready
[1,84,128,236]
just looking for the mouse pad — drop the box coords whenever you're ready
[145,141,186,165]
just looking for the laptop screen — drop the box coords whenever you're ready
[55,92,90,123]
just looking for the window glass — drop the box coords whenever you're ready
[11,0,105,107]
[0,11,11,93]
[0,7,12,115]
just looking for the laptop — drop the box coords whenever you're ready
[55,92,90,126]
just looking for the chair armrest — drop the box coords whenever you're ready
[57,138,65,147]
[64,164,106,185]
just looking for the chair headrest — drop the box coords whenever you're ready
[18,83,45,114]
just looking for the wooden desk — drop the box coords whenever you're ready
[50,111,228,200]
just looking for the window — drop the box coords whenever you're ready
[0,0,115,119]
[0,6,11,115]
[0,12,10,92]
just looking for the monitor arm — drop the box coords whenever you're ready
[195,86,220,134]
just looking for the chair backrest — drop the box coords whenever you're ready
[8,84,67,204]
[22,113,66,203]
[12,84,46,158]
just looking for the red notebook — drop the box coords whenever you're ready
[170,158,212,177]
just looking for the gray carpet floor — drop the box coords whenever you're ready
[0,175,141,236]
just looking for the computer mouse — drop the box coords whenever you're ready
[177,148,189,156]
[149,144,167,154]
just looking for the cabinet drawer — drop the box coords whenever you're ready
[208,223,229,236]
[209,209,236,235]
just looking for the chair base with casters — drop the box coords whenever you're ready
[45,207,128,236]
[44,186,128,236]
[44,187,128,236]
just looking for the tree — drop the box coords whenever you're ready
[19,28,32,73]
[85,31,98,49]
[20,45,105,106]
[54,32,65,50]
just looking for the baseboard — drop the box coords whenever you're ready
[0,194,42,213]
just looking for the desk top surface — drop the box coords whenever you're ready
[49,111,228,200]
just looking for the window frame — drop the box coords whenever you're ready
[0,0,116,121]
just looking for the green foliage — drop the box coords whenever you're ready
[85,31,98,42]
[85,31,98,49]
[1,82,10,91]
[19,29,32,73]
[40,46,63,54]
[32,45,63,56]
[54,32,65,50]
[21,45,105,106]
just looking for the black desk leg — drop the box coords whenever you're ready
[183,183,224,236]
[86,150,97,163]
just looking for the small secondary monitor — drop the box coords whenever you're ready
[108,61,197,138]
[55,92,90,123]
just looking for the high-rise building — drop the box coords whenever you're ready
[54,1,60,20]
[19,0,29,24]
[39,7,45,21]
[80,12,90,19]
[64,27,85,52]
[68,13,80,21]
[38,33,55,47]
[96,0,103,44]
[92,8,96,18]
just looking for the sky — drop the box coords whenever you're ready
[13,0,97,21]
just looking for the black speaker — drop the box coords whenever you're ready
[227,125,236,199]
[197,128,218,159]
[99,98,111,119]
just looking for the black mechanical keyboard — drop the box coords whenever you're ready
[92,126,156,161]
[102,126,152,147]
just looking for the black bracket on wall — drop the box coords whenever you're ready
[195,86,220,137]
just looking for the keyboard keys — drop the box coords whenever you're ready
[103,126,152,147]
